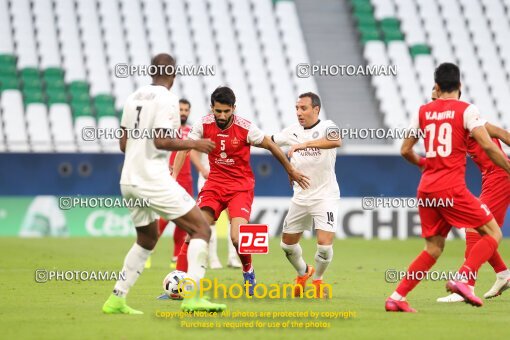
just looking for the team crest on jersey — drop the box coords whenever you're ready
[231,137,240,147]
[312,131,319,139]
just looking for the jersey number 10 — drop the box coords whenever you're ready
[425,122,452,158]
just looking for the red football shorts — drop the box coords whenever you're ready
[197,187,254,221]
[418,185,494,238]
[480,175,510,227]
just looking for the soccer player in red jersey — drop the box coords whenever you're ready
[155,99,209,268]
[173,86,310,295]
[385,63,510,312]
[428,89,510,302]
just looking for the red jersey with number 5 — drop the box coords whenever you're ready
[187,114,265,192]
[411,98,485,193]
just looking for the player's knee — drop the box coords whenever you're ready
[315,244,333,263]
[491,227,503,243]
[189,221,211,241]
[280,241,299,256]
[137,236,158,251]
[425,244,443,259]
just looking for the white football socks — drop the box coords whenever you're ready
[113,243,152,297]
[187,238,208,295]
[208,225,219,261]
[280,241,307,276]
[228,229,237,259]
[313,244,333,280]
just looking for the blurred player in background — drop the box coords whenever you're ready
[195,152,242,269]
[428,89,510,302]
[102,53,225,314]
[272,92,341,298]
[386,63,510,312]
[148,98,209,269]
[173,86,310,295]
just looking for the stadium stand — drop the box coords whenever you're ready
[0,0,318,152]
[353,0,510,129]
[2,0,510,153]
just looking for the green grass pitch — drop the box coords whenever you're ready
[1,237,509,339]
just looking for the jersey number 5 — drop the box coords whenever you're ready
[425,122,452,158]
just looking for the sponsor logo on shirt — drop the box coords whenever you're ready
[298,147,322,157]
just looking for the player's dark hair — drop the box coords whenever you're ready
[299,92,321,111]
[211,86,236,106]
[434,63,460,93]
[150,53,176,78]
[179,98,191,107]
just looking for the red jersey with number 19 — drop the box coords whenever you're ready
[411,98,485,193]
[187,114,265,192]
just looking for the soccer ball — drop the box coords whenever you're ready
[163,270,187,299]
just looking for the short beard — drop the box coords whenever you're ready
[180,116,188,125]
[215,115,232,129]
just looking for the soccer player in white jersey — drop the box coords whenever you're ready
[272,92,341,298]
[102,53,226,314]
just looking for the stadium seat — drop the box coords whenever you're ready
[26,104,52,152]
[49,104,77,152]
[1,90,29,151]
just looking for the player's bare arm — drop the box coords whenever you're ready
[119,126,127,153]
[153,130,215,153]
[287,137,342,158]
[400,136,424,170]
[255,135,311,189]
[471,126,510,175]
[190,150,209,179]
[485,122,510,147]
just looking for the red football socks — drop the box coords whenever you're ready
[459,235,498,281]
[396,251,436,297]
[173,226,187,258]
[465,232,481,286]
[176,242,189,272]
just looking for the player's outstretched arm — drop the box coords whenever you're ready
[255,136,311,189]
[472,126,510,175]
[400,136,425,170]
[287,137,341,158]
[485,122,510,147]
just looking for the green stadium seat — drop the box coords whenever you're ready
[46,88,68,105]
[410,44,432,57]
[45,78,66,90]
[93,94,115,108]
[22,77,43,89]
[23,89,45,104]
[379,18,400,31]
[355,14,377,27]
[0,66,17,77]
[72,103,93,117]
[68,80,90,97]
[0,76,20,91]
[20,67,40,80]
[361,30,381,43]
[43,67,65,82]
[0,54,16,68]
[351,0,372,13]
[383,30,404,43]
[96,106,117,117]
[358,24,380,37]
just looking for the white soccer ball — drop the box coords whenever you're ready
[163,270,187,298]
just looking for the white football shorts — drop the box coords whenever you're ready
[121,180,195,227]
[283,199,340,234]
